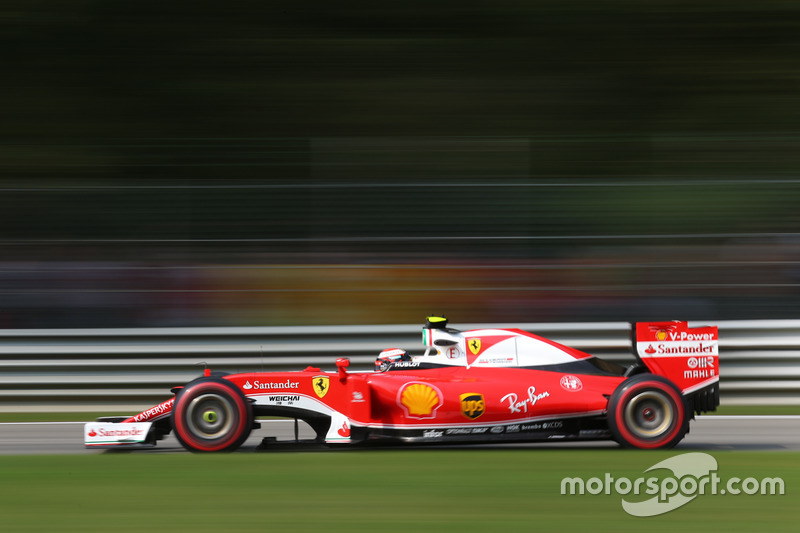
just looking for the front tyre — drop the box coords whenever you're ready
[607,374,688,449]
[172,378,252,452]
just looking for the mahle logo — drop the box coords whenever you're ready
[561,452,785,517]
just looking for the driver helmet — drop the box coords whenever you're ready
[375,348,411,372]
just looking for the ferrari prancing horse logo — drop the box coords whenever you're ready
[468,338,481,356]
[313,376,329,398]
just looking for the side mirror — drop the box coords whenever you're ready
[336,358,350,382]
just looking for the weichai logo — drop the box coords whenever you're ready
[460,393,485,419]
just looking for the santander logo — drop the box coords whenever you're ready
[88,429,97,437]
[242,380,298,390]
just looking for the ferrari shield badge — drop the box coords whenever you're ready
[467,338,481,356]
[313,375,330,398]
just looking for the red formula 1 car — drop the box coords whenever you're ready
[84,317,719,451]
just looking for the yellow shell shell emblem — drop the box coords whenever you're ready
[399,383,442,418]
[656,330,667,341]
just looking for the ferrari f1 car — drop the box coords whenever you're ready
[84,317,719,451]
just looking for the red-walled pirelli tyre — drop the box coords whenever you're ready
[172,378,253,452]
[607,374,689,449]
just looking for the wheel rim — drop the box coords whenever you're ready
[185,393,235,440]
[623,390,674,440]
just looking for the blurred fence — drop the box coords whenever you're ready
[0,320,798,412]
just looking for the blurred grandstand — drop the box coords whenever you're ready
[1,1,799,327]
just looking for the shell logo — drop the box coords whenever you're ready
[656,330,668,341]
[398,382,443,419]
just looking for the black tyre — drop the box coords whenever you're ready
[607,374,689,449]
[172,378,252,452]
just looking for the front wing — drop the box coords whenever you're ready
[84,421,154,448]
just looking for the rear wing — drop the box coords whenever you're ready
[633,321,719,413]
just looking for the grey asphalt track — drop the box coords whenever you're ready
[1,416,799,454]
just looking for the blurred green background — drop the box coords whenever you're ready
[2,0,800,327]
[0,451,795,532]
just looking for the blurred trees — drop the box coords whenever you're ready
[1,1,799,326]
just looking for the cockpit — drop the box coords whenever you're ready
[376,316,608,372]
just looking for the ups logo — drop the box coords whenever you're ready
[460,393,485,419]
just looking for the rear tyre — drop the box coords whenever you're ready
[607,374,688,449]
[172,378,252,452]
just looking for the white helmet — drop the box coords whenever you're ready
[375,348,411,372]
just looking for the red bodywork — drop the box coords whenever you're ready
[88,319,719,450]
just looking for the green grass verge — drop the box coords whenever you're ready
[706,405,799,416]
[0,450,794,532]
[0,413,291,422]
[1,405,797,423]
[0,412,111,423]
